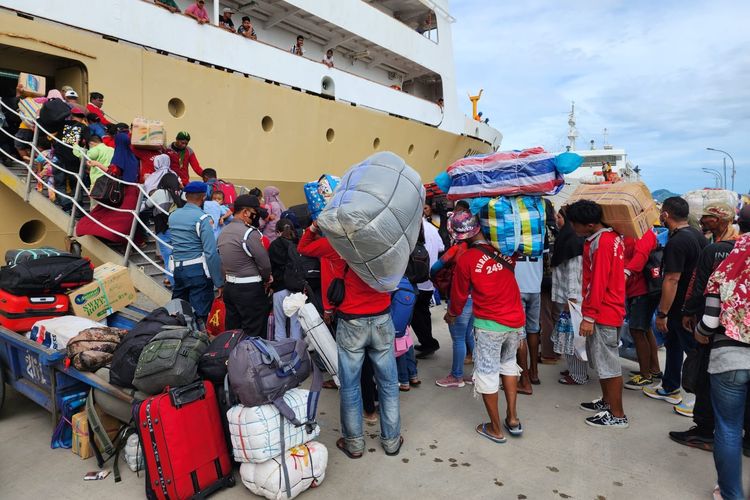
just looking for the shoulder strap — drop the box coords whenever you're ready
[242,227,255,258]
[195,213,210,238]
[475,243,515,272]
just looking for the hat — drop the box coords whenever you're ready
[176,131,191,141]
[447,211,481,241]
[183,181,208,194]
[701,202,735,221]
[223,7,233,13]
[234,194,261,211]
[64,90,78,98]
[70,107,87,116]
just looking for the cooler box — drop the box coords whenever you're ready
[131,117,165,149]
[0,289,69,333]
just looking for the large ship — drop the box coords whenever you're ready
[0,0,501,301]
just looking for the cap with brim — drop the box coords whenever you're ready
[183,181,208,194]
[701,202,735,222]
[234,194,261,211]
[65,90,78,98]
[447,211,481,241]
[223,7,233,13]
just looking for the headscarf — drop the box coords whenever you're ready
[551,211,584,267]
[705,232,750,343]
[263,186,285,211]
[143,154,171,194]
[110,132,140,183]
[176,131,191,141]
[46,89,63,100]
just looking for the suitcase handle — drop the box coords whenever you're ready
[168,381,206,408]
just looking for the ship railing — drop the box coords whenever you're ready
[0,99,172,277]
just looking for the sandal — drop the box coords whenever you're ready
[336,438,363,459]
[530,377,541,386]
[399,384,410,392]
[517,387,533,395]
[384,436,404,457]
[475,423,506,444]
[558,374,584,385]
[409,378,422,387]
[503,418,523,437]
[322,380,338,390]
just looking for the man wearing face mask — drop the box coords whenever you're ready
[218,194,272,337]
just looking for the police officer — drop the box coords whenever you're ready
[168,181,223,327]
[217,194,272,336]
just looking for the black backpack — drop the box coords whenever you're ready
[405,242,430,284]
[198,330,247,384]
[37,98,71,134]
[0,255,93,294]
[644,246,664,297]
[109,303,193,388]
[283,242,320,293]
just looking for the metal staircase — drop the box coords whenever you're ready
[0,102,172,305]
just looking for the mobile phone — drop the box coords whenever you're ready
[83,470,111,481]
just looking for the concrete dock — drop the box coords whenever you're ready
[1,313,746,499]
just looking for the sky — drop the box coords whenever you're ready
[450,0,750,195]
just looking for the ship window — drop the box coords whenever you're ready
[326,128,335,143]
[373,138,381,150]
[19,219,46,245]
[408,144,415,155]
[262,116,274,132]
[168,98,185,118]
[321,76,335,98]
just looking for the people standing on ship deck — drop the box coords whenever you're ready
[154,0,180,14]
[322,49,335,68]
[219,8,235,33]
[185,0,209,24]
[168,131,203,186]
[291,35,305,56]
[238,16,257,40]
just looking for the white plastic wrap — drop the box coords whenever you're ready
[316,152,425,292]
[122,433,144,472]
[683,189,739,218]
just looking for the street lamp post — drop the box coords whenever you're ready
[707,147,736,191]
[702,168,723,188]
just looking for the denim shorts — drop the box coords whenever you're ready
[521,292,542,339]
[586,324,621,379]
[473,327,522,393]
[627,295,658,332]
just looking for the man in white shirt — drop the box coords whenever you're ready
[291,35,304,56]
[515,256,544,395]
[413,219,445,359]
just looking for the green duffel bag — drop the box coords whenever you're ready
[132,326,209,395]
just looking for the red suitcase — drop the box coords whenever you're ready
[135,381,234,500]
[0,288,70,332]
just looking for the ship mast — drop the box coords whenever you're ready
[567,101,578,151]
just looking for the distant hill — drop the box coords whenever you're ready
[652,189,680,203]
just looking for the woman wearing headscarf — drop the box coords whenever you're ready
[75,132,142,245]
[262,186,285,241]
[550,208,589,385]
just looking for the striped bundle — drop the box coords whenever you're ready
[479,195,546,258]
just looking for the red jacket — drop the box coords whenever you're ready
[167,145,203,185]
[582,229,626,327]
[86,103,110,125]
[623,229,656,299]
[449,242,525,328]
[297,229,346,313]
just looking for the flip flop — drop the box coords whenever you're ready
[558,375,585,385]
[476,423,506,444]
[322,380,338,390]
[409,378,422,387]
[384,436,404,456]
[399,384,411,392]
[503,418,523,437]
[530,378,541,386]
[517,387,533,395]
[336,438,363,459]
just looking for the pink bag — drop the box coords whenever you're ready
[394,326,414,358]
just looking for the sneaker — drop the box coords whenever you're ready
[435,375,465,388]
[624,374,653,390]
[673,400,694,418]
[585,410,629,428]
[580,398,611,412]
[630,370,663,379]
[642,386,682,404]
[668,426,713,451]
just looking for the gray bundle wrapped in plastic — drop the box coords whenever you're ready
[317,152,425,292]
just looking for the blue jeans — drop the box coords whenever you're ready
[449,298,474,378]
[172,263,214,322]
[156,230,174,288]
[662,316,696,392]
[396,346,417,384]
[337,313,401,454]
[711,370,750,500]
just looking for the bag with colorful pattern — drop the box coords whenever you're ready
[479,195,546,257]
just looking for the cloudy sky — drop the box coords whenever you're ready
[450,0,749,194]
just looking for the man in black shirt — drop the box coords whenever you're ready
[644,197,707,405]
[219,8,235,33]
[54,108,90,213]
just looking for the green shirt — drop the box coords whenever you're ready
[473,317,519,333]
[157,0,180,10]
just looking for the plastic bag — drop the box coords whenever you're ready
[568,300,587,362]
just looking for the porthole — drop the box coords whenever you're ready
[262,116,274,132]
[19,219,46,244]
[433,149,440,159]
[373,137,380,150]
[326,128,335,143]
[167,98,185,118]
[408,144,414,155]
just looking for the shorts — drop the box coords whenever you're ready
[586,323,621,379]
[472,327,522,394]
[626,295,657,332]
[520,292,542,339]
[14,128,33,150]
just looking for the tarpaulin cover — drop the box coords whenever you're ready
[446,147,567,200]
[316,152,425,292]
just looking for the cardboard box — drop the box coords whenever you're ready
[68,263,136,321]
[71,410,121,460]
[566,181,658,239]
[18,72,46,97]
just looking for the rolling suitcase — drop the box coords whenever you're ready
[134,381,234,500]
[0,288,69,332]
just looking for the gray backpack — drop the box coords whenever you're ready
[132,326,209,395]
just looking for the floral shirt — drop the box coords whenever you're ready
[705,232,750,344]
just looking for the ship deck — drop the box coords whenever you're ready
[0,312,744,499]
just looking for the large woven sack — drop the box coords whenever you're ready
[227,337,311,408]
[316,152,425,292]
[66,327,128,371]
[239,441,327,500]
[682,189,739,219]
[132,326,209,395]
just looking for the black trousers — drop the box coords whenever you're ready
[224,282,268,337]
[412,289,439,351]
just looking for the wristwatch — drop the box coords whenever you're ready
[656,311,668,319]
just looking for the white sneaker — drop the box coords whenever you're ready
[673,400,694,418]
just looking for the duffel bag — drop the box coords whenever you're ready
[239,441,327,500]
[5,247,71,266]
[0,255,93,294]
[479,195,546,257]
[37,97,71,134]
[133,326,209,395]
[198,329,247,384]
[66,327,128,371]
[28,316,104,350]
[227,388,320,464]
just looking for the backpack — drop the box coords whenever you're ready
[284,241,320,293]
[391,277,417,338]
[109,300,195,388]
[0,255,94,294]
[66,327,128,371]
[132,325,210,395]
[215,180,237,207]
[644,246,664,297]
[38,98,72,134]
[198,330,247,384]
[405,242,430,284]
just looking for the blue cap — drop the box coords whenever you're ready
[183,181,208,194]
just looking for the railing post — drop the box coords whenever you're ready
[24,127,39,202]
[122,188,145,266]
[67,153,87,236]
